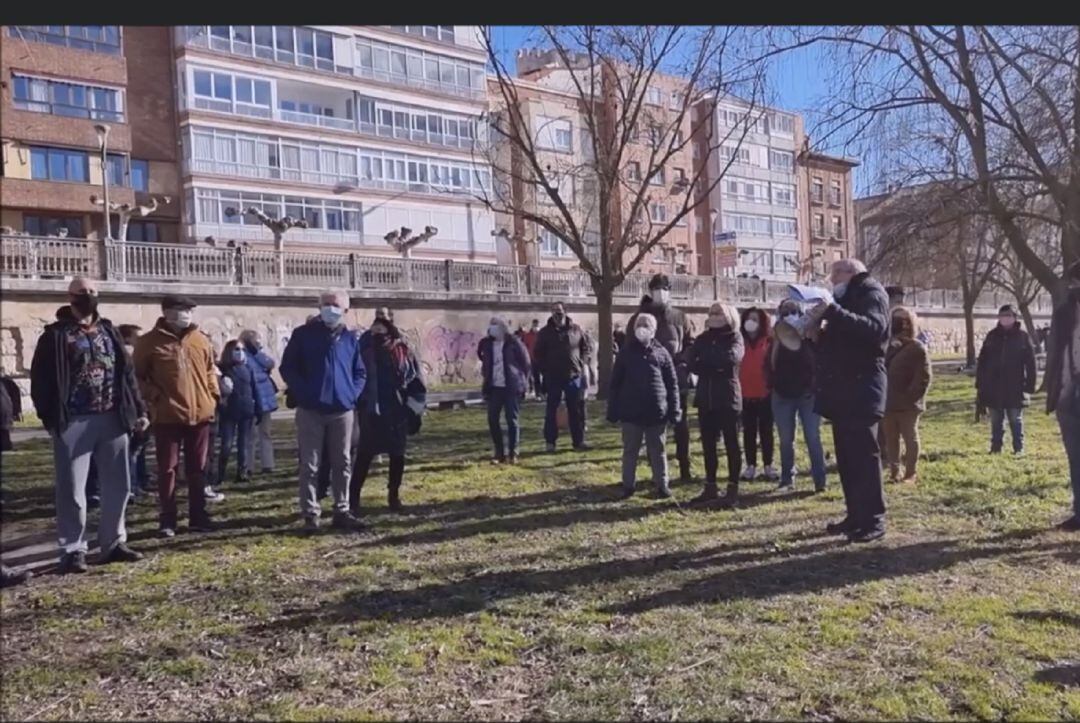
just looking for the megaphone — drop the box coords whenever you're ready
[774,303,829,351]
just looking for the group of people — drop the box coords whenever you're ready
[2,255,1078,588]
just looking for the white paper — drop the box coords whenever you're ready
[787,284,834,304]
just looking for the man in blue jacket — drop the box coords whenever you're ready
[239,329,279,474]
[280,290,366,532]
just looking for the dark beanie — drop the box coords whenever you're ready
[998,304,1017,317]
[649,273,671,290]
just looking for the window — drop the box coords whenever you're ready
[768,113,794,135]
[811,177,824,203]
[29,146,89,183]
[673,130,684,145]
[721,145,751,165]
[130,159,149,192]
[773,217,797,237]
[771,183,795,207]
[722,212,771,236]
[649,166,666,186]
[829,179,842,205]
[646,87,664,106]
[673,167,686,182]
[813,213,825,237]
[539,227,571,257]
[106,153,126,187]
[769,149,793,172]
[536,115,572,152]
[126,221,160,243]
[669,91,683,110]
[9,26,121,54]
[12,74,123,121]
[626,161,641,182]
[831,215,843,238]
[23,215,85,238]
[649,203,668,223]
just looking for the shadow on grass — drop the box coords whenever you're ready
[1010,610,1080,628]
[251,528,1060,630]
[1034,663,1080,687]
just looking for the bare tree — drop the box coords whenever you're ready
[479,25,778,391]
[814,25,1080,305]
[990,213,1061,334]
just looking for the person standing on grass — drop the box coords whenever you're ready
[238,329,278,475]
[31,276,148,572]
[523,319,542,399]
[607,314,681,500]
[882,307,932,485]
[738,306,777,483]
[215,340,259,487]
[281,291,366,533]
[118,325,153,503]
[685,303,744,508]
[134,295,220,538]
[765,300,827,493]
[976,304,1037,455]
[1,374,34,588]
[477,316,531,464]
[814,258,890,543]
[612,322,627,355]
[628,274,694,484]
[1045,260,1080,531]
[534,302,593,453]
[350,316,425,515]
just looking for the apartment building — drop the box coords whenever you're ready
[495,49,697,275]
[692,95,806,281]
[798,145,858,281]
[1,26,181,241]
[174,25,496,260]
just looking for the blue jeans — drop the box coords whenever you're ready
[771,392,827,487]
[487,387,522,459]
[989,407,1024,453]
[1057,403,1080,516]
[544,377,584,447]
[217,416,254,484]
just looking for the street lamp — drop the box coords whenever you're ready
[94,124,111,240]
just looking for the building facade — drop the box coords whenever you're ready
[1,26,181,242]
[797,146,859,282]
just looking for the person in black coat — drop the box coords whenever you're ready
[685,302,744,507]
[813,259,890,543]
[976,304,1038,454]
[533,302,593,452]
[607,314,681,499]
[1045,261,1080,531]
[216,340,259,485]
[628,274,695,483]
[477,316,531,464]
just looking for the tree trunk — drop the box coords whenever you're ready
[595,285,614,400]
[1017,299,1036,337]
[963,301,977,368]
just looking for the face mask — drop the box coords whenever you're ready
[635,326,654,343]
[165,309,193,329]
[320,305,344,327]
[998,316,1015,329]
[832,281,849,299]
[706,314,727,329]
[783,313,800,326]
[489,324,505,339]
[70,293,98,318]
[231,349,245,363]
[744,319,760,335]
[552,312,565,324]
[653,288,671,305]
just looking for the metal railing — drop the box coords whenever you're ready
[0,235,1056,312]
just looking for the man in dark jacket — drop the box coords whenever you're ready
[976,305,1038,454]
[813,259,890,543]
[280,290,366,532]
[477,316,531,463]
[238,329,278,474]
[1045,261,1080,531]
[534,302,593,452]
[30,277,148,573]
[628,274,694,483]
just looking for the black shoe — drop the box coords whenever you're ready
[848,526,886,543]
[87,495,101,510]
[654,487,673,500]
[573,443,592,452]
[331,511,365,531]
[826,518,855,535]
[100,543,144,565]
[777,481,795,492]
[388,489,404,513]
[189,518,216,533]
[689,488,719,506]
[1057,515,1080,531]
[717,493,739,510]
[58,551,88,574]
[302,515,320,533]
[1,565,33,588]
[617,486,635,500]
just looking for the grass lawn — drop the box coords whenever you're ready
[1,373,1078,720]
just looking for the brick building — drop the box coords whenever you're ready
[797,144,859,282]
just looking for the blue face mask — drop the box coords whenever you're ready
[231,349,245,363]
[320,305,344,327]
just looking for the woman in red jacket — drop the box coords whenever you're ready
[738,306,777,481]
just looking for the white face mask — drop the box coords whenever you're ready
[744,319,760,335]
[783,313,800,326]
[635,326,654,343]
[653,288,671,305]
[165,309,193,329]
[320,305,344,327]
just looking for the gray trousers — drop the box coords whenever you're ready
[621,422,669,493]
[51,410,130,554]
[246,413,275,471]
[296,408,353,517]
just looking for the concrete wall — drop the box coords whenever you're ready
[0,279,1049,406]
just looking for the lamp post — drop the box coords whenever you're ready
[94,124,111,240]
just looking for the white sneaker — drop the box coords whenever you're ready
[204,486,226,503]
[762,465,779,481]
[740,465,757,481]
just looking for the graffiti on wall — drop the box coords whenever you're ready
[423,325,481,385]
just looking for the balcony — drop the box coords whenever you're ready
[353,65,486,101]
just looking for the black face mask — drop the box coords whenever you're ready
[71,293,98,318]
[552,313,565,324]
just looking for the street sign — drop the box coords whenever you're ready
[715,245,738,269]
[713,231,736,245]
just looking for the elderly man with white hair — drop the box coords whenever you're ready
[812,258,891,543]
[280,289,366,532]
[477,315,531,464]
[30,276,149,573]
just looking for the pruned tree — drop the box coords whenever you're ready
[478,25,783,391]
[990,208,1061,334]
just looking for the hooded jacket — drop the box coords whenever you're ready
[976,323,1037,410]
[133,318,219,426]
[478,332,531,397]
